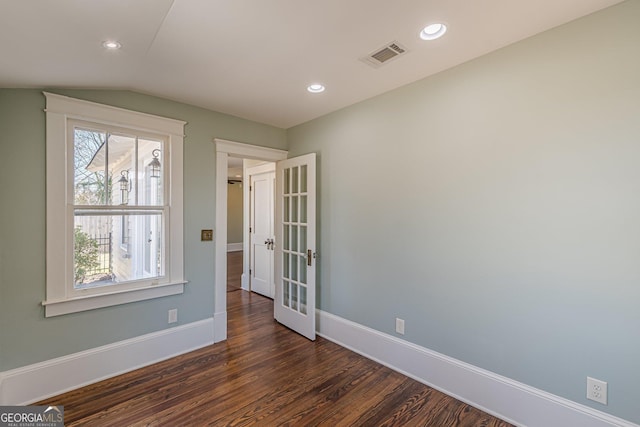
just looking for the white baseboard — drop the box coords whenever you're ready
[227,243,243,252]
[241,273,249,291]
[316,310,637,427]
[214,311,227,343]
[0,318,215,406]
[3,309,635,426]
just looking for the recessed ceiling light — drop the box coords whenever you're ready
[420,23,447,41]
[307,84,325,93]
[102,40,122,50]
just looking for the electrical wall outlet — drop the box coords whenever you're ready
[395,318,405,335]
[168,309,178,324]
[587,377,607,405]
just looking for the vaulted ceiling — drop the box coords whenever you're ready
[0,0,624,128]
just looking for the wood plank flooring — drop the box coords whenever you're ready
[37,256,513,426]
[227,251,243,292]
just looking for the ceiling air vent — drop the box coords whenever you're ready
[360,41,408,68]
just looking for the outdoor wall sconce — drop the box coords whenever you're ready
[118,170,131,205]
[149,149,161,178]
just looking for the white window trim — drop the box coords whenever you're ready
[43,92,187,317]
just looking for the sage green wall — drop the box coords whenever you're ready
[0,89,286,371]
[227,182,244,244]
[287,1,640,423]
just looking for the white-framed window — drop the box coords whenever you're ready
[43,92,186,317]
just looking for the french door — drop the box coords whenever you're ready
[274,153,316,340]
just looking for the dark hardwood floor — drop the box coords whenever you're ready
[37,253,512,426]
[227,250,243,292]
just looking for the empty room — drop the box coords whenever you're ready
[0,1,639,426]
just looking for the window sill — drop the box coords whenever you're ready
[42,281,187,317]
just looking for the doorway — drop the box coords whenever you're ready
[226,158,244,293]
[226,159,276,298]
[214,139,288,342]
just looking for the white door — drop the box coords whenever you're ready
[274,153,316,340]
[250,171,275,297]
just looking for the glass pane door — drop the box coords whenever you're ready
[282,165,309,315]
[275,153,316,340]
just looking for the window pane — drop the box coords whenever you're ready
[283,280,290,308]
[283,252,289,279]
[74,127,164,207]
[138,139,164,206]
[300,195,307,223]
[284,196,290,222]
[291,196,298,223]
[300,285,307,315]
[292,167,299,194]
[291,283,298,311]
[284,169,290,195]
[300,225,307,254]
[300,165,307,193]
[74,128,107,205]
[74,212,163,289]
[299,255,307,284]
[108,134,136,206]
[291,248,298,282]
[291,225,298,253]
[283,224,290,251]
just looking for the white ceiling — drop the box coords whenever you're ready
[0,0,624,128]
